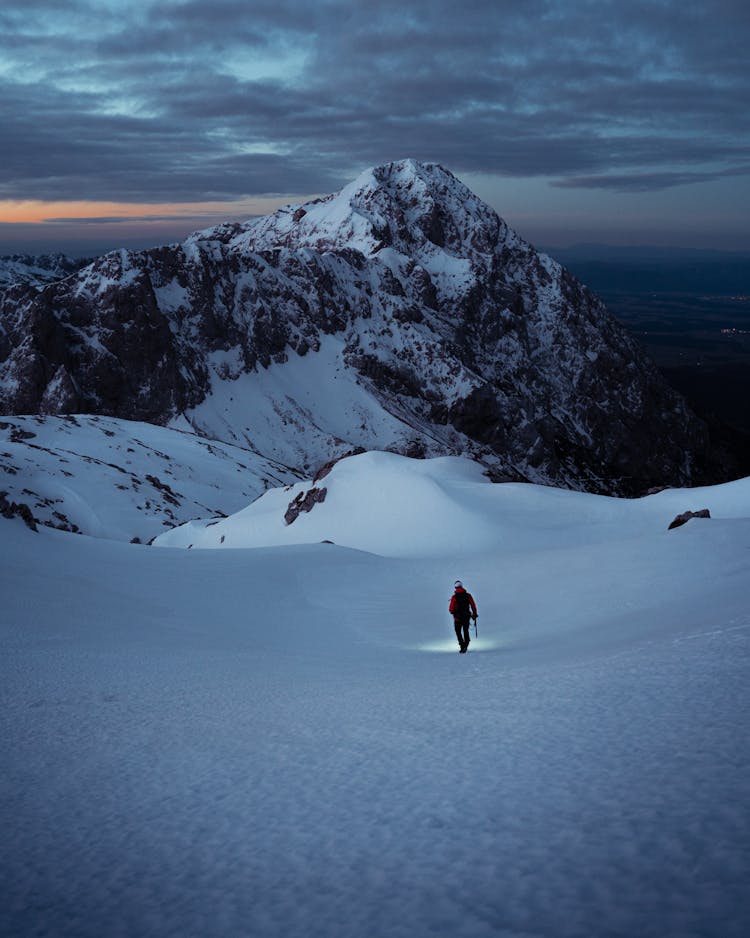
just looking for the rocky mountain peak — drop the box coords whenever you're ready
[230,159,508,266]
[0,162,740,495]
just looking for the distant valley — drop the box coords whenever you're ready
[552,247,750,442]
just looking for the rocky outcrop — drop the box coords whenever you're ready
[284,486,327,525]
[668,508,711,530]
[0,160,736,494]
[0,491,38,530]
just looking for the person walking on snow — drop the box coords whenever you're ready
[450,580,477,653]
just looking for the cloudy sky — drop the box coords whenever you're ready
[1,0,748,255]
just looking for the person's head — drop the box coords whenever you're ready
[454,579,463,590]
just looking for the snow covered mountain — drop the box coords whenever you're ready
[0,413,300,541]
[4,166,749,938]
[0,253,92,289]
[0,160,731,493]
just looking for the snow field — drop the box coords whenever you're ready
[178,336,415,473]
[155,449,750,558]
[2,454,750,937]
[0,414,300,541]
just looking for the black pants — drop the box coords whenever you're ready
[454,617,471,651]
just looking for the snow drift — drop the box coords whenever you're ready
[154,449,750,557]
[3,454,750,937]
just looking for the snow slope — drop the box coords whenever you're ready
[0,414,301,541]
[175,335,424,474]
[3,457,750,937]
[155,449,750,556]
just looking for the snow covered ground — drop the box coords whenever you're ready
[0,414,300,541]
[173,336,427,475]
[2,453,750,937]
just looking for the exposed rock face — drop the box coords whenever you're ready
[668,508,711,530]
[0,490,38,530]
[0,160,734,494]
[284,486,328,525]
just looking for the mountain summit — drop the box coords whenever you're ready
[0,160,732,493]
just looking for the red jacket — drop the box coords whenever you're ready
[449,587,477,619]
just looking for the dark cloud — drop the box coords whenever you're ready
[0,0,748,203]
[553,165,750,193]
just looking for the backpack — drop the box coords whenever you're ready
[453,590,471,619]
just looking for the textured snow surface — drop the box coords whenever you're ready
[3,454,750,937]
[155,449,750,556]
[0,414,300,541]
[177,336,421,473]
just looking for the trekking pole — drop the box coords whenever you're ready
[474,617,478,638]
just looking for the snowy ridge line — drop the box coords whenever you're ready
[154,449,750,557]
[0,253,93,289]
[1,159,735,495]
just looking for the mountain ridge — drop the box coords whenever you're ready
[0,159,736,494]
[0,253,93,289]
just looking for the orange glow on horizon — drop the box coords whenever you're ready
[0,196,304,225]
